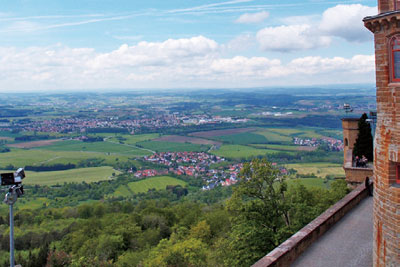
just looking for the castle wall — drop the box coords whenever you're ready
[364,7,400,266]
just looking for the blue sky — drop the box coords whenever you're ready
[0,0,378,91]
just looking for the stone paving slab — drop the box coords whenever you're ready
[292,196,373,267]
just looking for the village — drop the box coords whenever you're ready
[293,136,344,151]
[2,114,248,134]
[133,151,244,190]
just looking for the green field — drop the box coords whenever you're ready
[107,133,159,145]
[212,132,268,145]
[113,176,187,197]
[36,140,150,156]
[285,162,345,178]
[22,166,120,186]
[0,148,138,167]
[286,178,331,189]
[255,129,293,143]
[249,144,302,152]
[212,144,278,159]
[137,140,210,152]
[255,127,330,144]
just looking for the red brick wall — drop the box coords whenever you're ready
[364,9,400,266]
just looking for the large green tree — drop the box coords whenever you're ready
[353,113,374,161]
[224,159,291,266]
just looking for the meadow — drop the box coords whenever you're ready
[285,162,345,178]
[36,140,151,156]
[107,133,160,145]
[23,166,120,186]
[211,144,277,159]
[212,132,268,145]
[113,176,187,197]
[0,148,136,167]
[136,140,210,152]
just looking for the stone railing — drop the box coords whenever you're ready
[252,183,370,267]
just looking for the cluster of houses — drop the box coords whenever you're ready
[4,113,249,134]
[133,169,168,178]
[293,137,343,151]
[140,151,246,190]
[143,152,225,168]
[202,163,243,190]
[182,115,249,125]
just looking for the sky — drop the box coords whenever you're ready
[0,0,378,92]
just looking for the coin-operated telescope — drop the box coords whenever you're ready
[1,168,26,267]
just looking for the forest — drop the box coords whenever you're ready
[0,159,349,266]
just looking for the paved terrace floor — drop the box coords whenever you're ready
[292,196,373,267]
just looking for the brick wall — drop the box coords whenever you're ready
[344,167,374,187]
[342,118,359,166]
[364,9,400,267]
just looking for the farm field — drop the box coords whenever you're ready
[113,176,187,197]
[255,129,293,143]
[212,132,268,145]
[107,133,159,145]
[0,148,135,167]
[250,144,316,152]
[22,166,120,186]
[285,162,345,178]
[154,135,221,145]
[36,140,150,156]
[211,144,279,159]
[189,127,258,138]
[137,140,210,152]
[286,178,331,189]
[7,139,63,148]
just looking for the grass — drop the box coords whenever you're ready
[107,133,159,145]
[255,127,331,144]
[286,178,331,189]
[113,176,187,196]
[250,144,301,152]
[137,140,210,152]
[21,166,120,186]
[211,145,280,159]
[0,148,137,167]
[255,130,293,143]
[212,132,268,145]
[36,140,150,156]
[285,162,345,178]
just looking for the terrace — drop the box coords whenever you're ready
[253,183,373,267]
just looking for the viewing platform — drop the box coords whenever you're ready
[292,196,373,267]
[252,183,373,267]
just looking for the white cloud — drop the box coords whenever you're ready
[235,11,269,24]
[288,54,375,74]
[254,4,376,52]
[256,24,331,52]
[0,36,375,91]
[319,4,377,42]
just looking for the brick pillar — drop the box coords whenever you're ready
[364,7,400,267]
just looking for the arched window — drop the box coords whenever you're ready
[390,35,400,82]
[344,138,348,147]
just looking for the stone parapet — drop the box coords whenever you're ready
[252,183,370,267]
[344,166,374,188]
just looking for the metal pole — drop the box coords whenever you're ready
[9,203,14,267]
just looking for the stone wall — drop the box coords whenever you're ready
[252,183,370,267]
[344,167,374,187]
